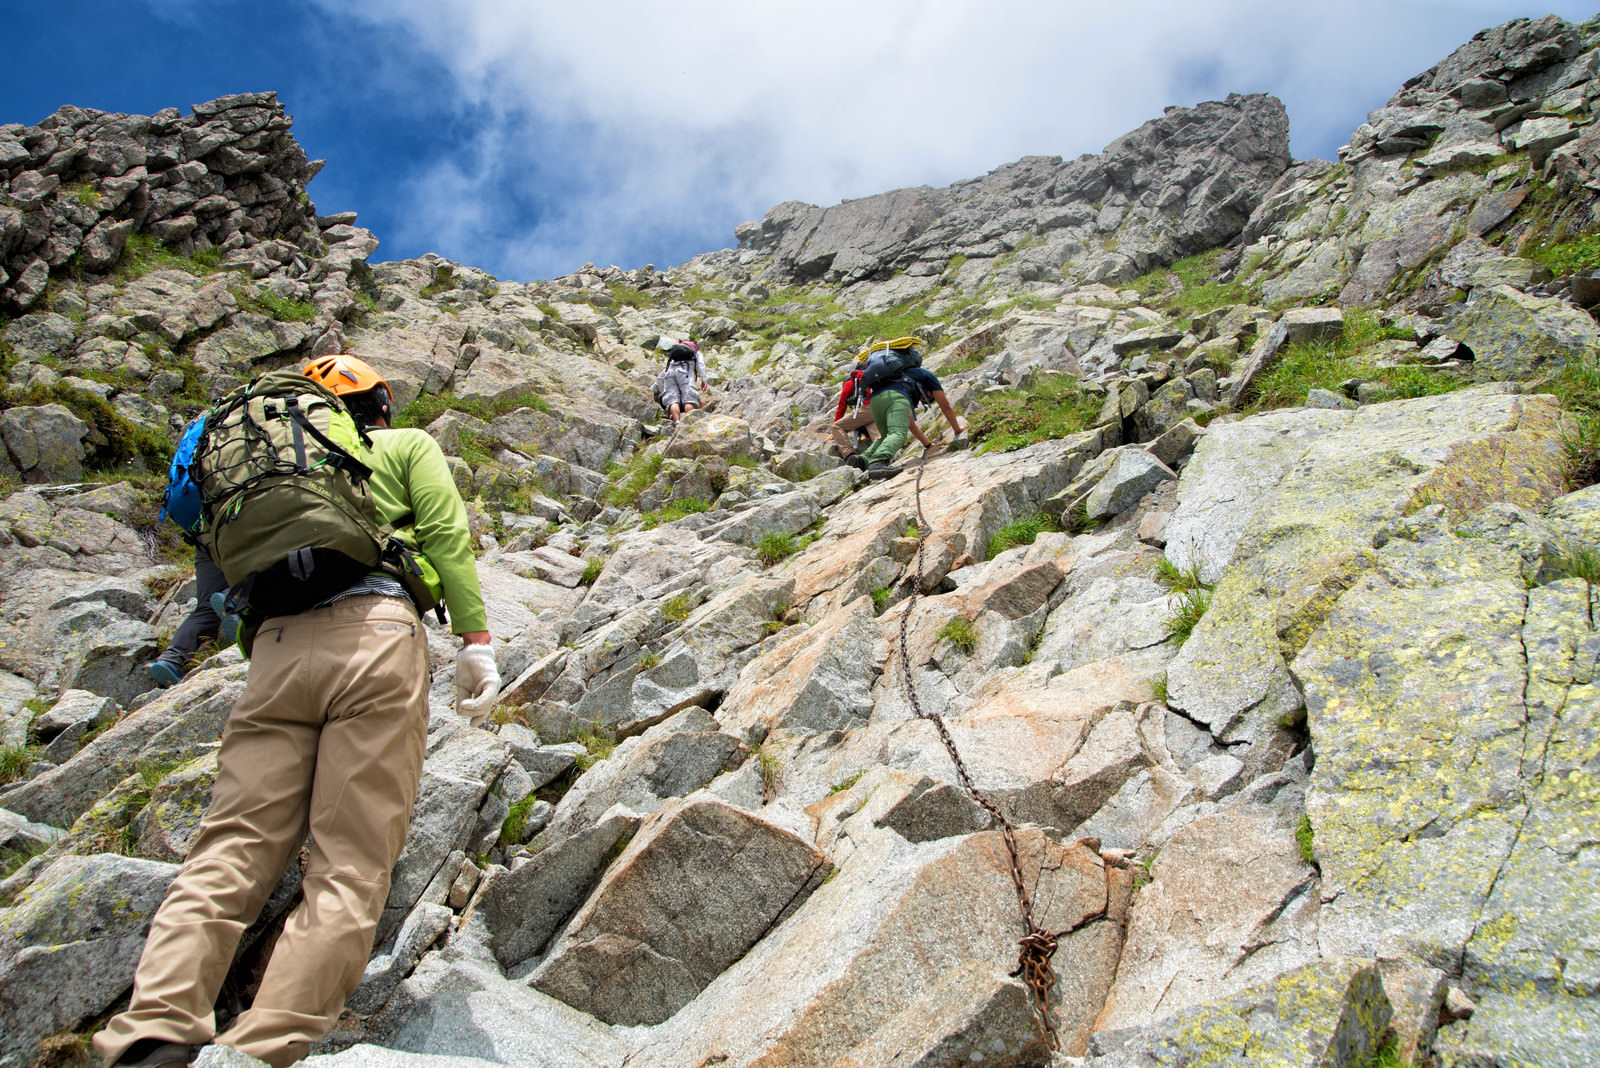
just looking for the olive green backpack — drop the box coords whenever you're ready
[189,369,441,631]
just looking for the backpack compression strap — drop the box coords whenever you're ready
[285,397,375,488]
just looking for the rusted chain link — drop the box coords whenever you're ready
[895,445,1064,1050]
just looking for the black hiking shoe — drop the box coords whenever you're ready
[845,454,866,471]
[866,461,902,480]
[116,1042,195,1068]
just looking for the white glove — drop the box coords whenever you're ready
[456,643,502,726]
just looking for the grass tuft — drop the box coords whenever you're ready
[762,601,792,638]
[1295,815,1316,866]
[640,496,710,528]
[1246,309,1459,412]
[396,389,550,430]
[1548,354,1600,487]
[113,233,225,282]
[573,721,616,771]
[233,286,317,323]
[939,617,977,654]
[1549,545,1600,586]
[419,265,456,300]
[968,373,1102,454]
[987,512,1060,559]
[828,769,866,795]
[756,532,797,567]
[753,743,782,801]
[1154,557,1207,592]
[662,592,693,623]
[1165,586,1213,648]
[579,556,604,586]
[33,1031,93,1068]
[1126,249,1256,317]
[1527,231,1600,276]
[0,744,42,786]
[499,794,540,846]
[602,452,665,509]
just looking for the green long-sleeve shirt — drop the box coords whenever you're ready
[366,426,488,635]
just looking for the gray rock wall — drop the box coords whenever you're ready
[0,92,323,313]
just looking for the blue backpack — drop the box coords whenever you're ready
[159,415,206,533]
[858,337,923,391]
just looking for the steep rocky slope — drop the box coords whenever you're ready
[3,12,1600,1068]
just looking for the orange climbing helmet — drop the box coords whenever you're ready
[303,354,393,427]
[303,353,388,396]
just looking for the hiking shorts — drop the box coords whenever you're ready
[659,366,700,409]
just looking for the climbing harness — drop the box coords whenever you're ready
[895,446,1066,1050]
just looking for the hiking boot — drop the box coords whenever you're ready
[116,1041,194,1068]
[148,659,183,688]
[845,454,866,471]
[866,461,903,480]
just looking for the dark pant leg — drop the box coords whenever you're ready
[160,546,228,668]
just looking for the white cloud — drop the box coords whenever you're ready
[314,0,1599,277]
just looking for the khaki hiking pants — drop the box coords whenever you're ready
[95,595,430,1068]
[829,408,880,456]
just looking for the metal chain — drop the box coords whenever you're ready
[895,446,1064,1050]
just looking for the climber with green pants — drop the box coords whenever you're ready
[850,364,968,479]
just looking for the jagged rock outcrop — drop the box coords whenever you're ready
[1234,14,1600,313]
[738,93,1290,288]
[0,92,324,313]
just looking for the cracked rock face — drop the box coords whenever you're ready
[1297,520,1600,1066]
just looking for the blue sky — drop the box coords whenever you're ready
[3,1,1596,281]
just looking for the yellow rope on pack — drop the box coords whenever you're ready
[854,336,922,363]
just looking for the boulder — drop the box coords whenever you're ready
[0,404,89,484]
[59,615,163,708]
[1297,530,1600,1065]
[477,809,640,969]
[529,796,829,1025]
[2,314,77,363]
[1094,776,1319,1032]
[354,956,627,1068]
[0,854,179,1068]
[378,725,512,943]
[1168,388,1566,774]
[662,412,759,463]
[1446,285,1600,380]
[536,708,741,843]
[2,665,247,829]
[1084,449,1176,520]
[29,688,117,744]
[0,807,61,853]
[1504,115,1580,165]
[1112,325,1184,356]
[345,902,453,1017]
[717,596,880,737]
[1163,409,1350,583]
[1279,306,1344,344]
[132,752,219,861]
